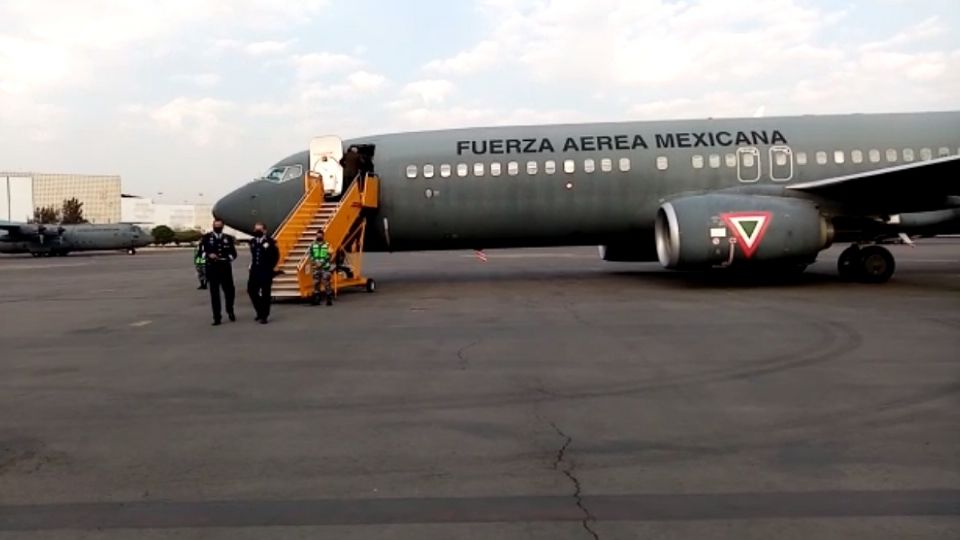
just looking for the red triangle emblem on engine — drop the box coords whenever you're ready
[721,212,772,259]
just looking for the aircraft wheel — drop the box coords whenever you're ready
[857,246,895,284]
[128,248,137,255]
[365,278,376,293]
[31,252,41,258]
[837,245,861,281]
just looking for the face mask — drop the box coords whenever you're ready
[253,230,264,238]
[213,226,224,233]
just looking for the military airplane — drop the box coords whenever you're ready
[213,111,960,283]
[0,221,152,257]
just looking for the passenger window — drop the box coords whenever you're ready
[903,148,915,162]
[508,161,519,176]
[545,160,557,175]
[657,156,669,170]
[618,158,631,172]
[869,149,881,163]
[938,147,950,158]
[692,155,704,169]
[796,152,807,165]
[423,164,435,179]
[920,148,932,161]
[834,151,845,164]
[457,163,468,177]
[527,161,538,175]
[584,159,595,173]
[564,159,576,174]
[473,163,485,177]
[851,150,863,164]
[600,158,613,172]
[886,149,898,162]
[406,165,418,179]
[490,162,502,177]
[440,164,451,178]
[816,151,827,165]
[742,153,755,168]
[775,152,788,167]
[709,154,721,168]
[725,153,737,168]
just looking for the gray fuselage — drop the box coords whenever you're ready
[213,111,960,254]
[0,224,151,255]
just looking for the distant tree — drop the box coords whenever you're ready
[173,229,202,246]
[151,225,176,245]
[60,198,87,224]
[30,205,61,224]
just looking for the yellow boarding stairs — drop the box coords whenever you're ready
[271,172,379,300]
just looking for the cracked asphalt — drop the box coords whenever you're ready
[1,242,959,539]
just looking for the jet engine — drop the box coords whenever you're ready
[654,194,834,269]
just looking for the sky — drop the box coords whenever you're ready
[1,0,958,203]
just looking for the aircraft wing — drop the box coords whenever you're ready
[0,222,62,238]
[787,154,960,214]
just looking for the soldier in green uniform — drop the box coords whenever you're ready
[194,243,207,290]
[309,230,334,306]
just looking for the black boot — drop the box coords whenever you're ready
[198,282,207,290]
[326,295,333,306]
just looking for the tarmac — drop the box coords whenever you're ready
[0,240,958,539]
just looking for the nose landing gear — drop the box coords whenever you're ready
[838,245,896,283]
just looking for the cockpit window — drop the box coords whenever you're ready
[262,165,303,183]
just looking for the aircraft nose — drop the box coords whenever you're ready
[213,182,260,234]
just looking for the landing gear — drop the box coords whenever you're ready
[837,246,861,281]
[127,248,137,255]
[838,245,896,283]
[365,278,376,293]
[858,246,896,283]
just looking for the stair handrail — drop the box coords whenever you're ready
[292,174,380,298]
[274,175,323,269]
[295,179,363,273]
[274,174,313,236]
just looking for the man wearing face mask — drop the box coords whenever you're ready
[199,218,238,326]
[247,221,280,324]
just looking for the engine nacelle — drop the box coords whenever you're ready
[655,194,834,269]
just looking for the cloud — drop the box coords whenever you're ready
[347,71,387,92]
[141,97,237,146]
[211,39,293,56]
[425,0,960,120]
[426,0,841,86]
[0,95,66,142]
[424,40,501,74]
[0,35,81,96]
[299,70,388,102]
[403,80,456,105]
[387,105,588,132]
[174,73,222,88]
[294,52,364,80]
[244,40,292,56]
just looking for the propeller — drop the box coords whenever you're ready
[34,222,66,246]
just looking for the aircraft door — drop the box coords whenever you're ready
[737,147,761,183]
[309,136,344,198]
[769,146,794,182]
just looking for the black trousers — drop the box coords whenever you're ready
[247,271,274,320]
[207,263,235,320]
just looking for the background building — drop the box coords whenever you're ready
[121,196,230,236]
[1,172,121,224]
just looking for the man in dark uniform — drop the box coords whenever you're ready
[247,221,280,324]
[339,146,362,192]
[199,218,237,326]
